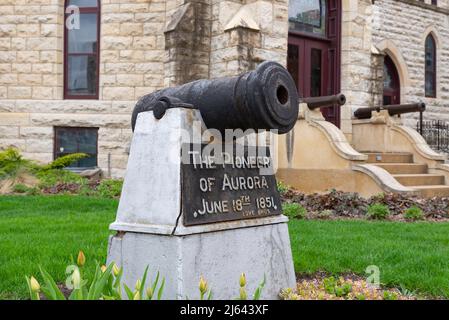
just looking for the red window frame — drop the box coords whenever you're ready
[64,0,100,100]
[425,34,437,98]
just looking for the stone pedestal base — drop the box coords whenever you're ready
[107,222,296,300]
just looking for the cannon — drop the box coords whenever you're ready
[354,103,426,120]
[131,61,299,135]
[301,93,346,110]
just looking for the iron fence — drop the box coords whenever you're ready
[417,119,449,154]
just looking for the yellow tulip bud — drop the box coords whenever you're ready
[133,291,140,300]
[101,265,107,273]
[239,273,246,288]
[135,279,142,291]
[30,276,40,292]
[239,287,247,300]
[112,263,120,277]
[72,268,81,289]
[77,251,86,267]
[146,286,154,299]
[199,276,208,294]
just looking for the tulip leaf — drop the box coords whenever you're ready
[87,263,113,300]
[39,266,66,300]
[151,271,160,297]
[157,277,165,300]
[253,274,266,300]
[123,284,134,300]
[139,265,149,299]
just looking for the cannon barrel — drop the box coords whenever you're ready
[354,103,426,119]
[301,93,346,110]
[131,61,299,134]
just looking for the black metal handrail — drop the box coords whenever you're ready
[417,119,449,154]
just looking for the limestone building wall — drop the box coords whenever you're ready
[0,0,168,177]
[0,0,290,177]
[2,0,447,178]
[372,0,449,125]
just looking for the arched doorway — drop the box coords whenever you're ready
[287,0,342,127]
[383,55,400,105]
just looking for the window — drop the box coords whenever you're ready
[54,127,99,168]
[383,55,400,105]
[64,0,100,99]
[288,0,327,36]
[425,34,437,98]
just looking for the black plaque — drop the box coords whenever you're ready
[182,143,282,226]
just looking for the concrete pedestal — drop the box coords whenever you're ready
[107,108,296,299]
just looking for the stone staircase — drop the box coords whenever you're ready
[364,152,449,197]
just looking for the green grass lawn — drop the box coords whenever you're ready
[0,196,117,299]
[1,195,449,299]
[289,220,449,298]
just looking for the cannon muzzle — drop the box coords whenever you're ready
[354,103,426,119]
[131,61,299,135]
[301,93,346,110]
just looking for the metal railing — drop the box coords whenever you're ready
[417,119,449,154]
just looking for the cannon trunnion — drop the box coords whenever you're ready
[131,61,299,135]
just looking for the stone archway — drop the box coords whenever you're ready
[375,39,411,103]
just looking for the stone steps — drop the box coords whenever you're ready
[364,152,413,163]
[392,174,445,186]
[409,185,449,198]
[362,152,449,198]
[374,163,428,174]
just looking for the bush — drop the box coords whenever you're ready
[323,276,352,298]
[36,169,86,189]
[41,153,88,170]
[277,181,290,195]
[0,147,35,179]
[12,183,29,193]
[25,187,41,196]
[404,206,424,221]
[282,203,306,219]
[96,179,123,198]
[367,203,390,220]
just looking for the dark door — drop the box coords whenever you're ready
[383,55,400,105]
[287,0,341,127]
[288,37,329,100]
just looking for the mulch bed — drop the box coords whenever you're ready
[281,189,449,221]
[280,272,417,300]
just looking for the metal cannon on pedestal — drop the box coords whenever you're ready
[353,103,426,120]
[301,93,347,110]
[131,61,299,135]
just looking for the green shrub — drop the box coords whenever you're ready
[282,203,306,219]
[404,206,424,221]
[12,183,29,193]
[96,179,123,198]
[0,147,36,179]
[323,276,352,298]
[367,203,390,220]
[25,187,41,196]
[36,169,86,189]
[277,181,290,195]
[383,291,398,300]
[41,153,88,170]
[12,183,40,195]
